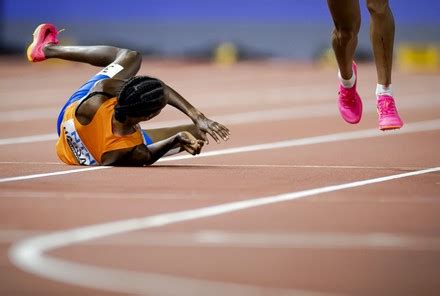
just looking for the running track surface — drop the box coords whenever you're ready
[0,57,439,296]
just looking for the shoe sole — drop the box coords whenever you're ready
[343,117,361,124]
[377,111,403,131]
[380,125,403,131]
[26,24,46,62]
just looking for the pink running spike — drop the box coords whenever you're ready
[26,23,60,62]
[377,95,404,130]
[337,62,363,124]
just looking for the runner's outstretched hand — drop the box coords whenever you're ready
[194,114,230,144]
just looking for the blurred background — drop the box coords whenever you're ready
[1,0,440,70]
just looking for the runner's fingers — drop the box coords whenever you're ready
[200,132,208,142]
[183,145,196,155]
[213,123,230,138]
[215,122,230,135]
[211,123,229,141]
[217,128,230,140]
[207,130,221,143]
[195,142,203,154]
[195,141,204,154]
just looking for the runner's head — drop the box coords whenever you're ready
[114,76,166,123]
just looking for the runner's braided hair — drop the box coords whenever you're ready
[114,76,166,122]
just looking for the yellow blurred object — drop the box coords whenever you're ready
[214,42,238,66]
[397,43,440,73]
[317,47,338,68]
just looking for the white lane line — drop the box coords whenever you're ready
[0,103,338,146]
[90,231,440,251]
[154,164,425,170]
[0,133,58,145]
[0,161,61,165]
[0,190,209,200]
[3,85,437,121]
[0,161,423,170]
[1,95,439,146]
[0,167,109,184]
[3,229,440,251]
[163,118,440,162]
[3,190,439,203]
[8,167,440,295]
[191,95,440,128]
[0,107,59,122]
[140,102,336,129]
[2,190,438,203]
[1,119,439,184]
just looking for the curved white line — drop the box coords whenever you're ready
[73,231,440,251]
[4,229,440,251]
[9,167,440,295]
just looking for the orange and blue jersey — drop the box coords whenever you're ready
[55,70,153,165]
[56,97,145,165]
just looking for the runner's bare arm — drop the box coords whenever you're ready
[90,78,126,96]
[163,84,230,143]
[75,78,128,123]
[101,132,203,166]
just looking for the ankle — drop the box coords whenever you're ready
[42,43,56,57]
[338,70,356,88]
[376,84,393,98]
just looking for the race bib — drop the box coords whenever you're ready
[63,119,97,166]
[97,63,124,78]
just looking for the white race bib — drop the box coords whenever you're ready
[97,63,124,78]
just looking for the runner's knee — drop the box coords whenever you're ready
[332,25,359,45]
[118,49,141,68]
[366,0,389,16]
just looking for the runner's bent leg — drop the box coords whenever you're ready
[327,0,361,80]
[44,45,141,80]
[366,0,394,85]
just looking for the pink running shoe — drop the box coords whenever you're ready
[377,95,404,130]
[337,62,363,124]
[26,23,60,62]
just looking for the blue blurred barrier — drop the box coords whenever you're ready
[2,0,440,59]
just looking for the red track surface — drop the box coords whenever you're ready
[0,58,439,296]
